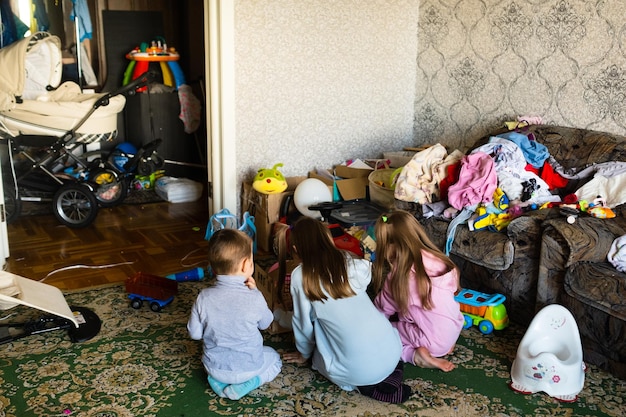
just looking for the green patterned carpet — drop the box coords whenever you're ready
[0,281,624,417]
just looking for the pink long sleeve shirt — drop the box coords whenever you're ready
[374,250,464,363]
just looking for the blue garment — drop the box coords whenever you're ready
[71,0,92,41]
[497,131,549,169]
[1,0,18,48]
[33,0,49,31]
[187,274,281,384]
[444,205,477,255]
[290,257,402,391]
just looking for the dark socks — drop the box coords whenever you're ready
[377,361,404,394]
[358,383,412,404]
[358,362,411,404]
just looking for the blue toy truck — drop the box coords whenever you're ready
[125,272,178,312]
[455,288,509,334]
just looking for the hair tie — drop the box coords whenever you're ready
[381,215,388,223]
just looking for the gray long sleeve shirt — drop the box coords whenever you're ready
[187,274,274,383]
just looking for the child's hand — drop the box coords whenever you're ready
[244,276,257,290]
[282,351,308,364]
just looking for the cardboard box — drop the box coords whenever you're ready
[242,176,305,253]
[334,164,372,179]
[253,257,297,334]
[308,169,370,201]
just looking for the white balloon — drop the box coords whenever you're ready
[293,178,333,218]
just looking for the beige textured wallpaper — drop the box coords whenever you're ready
[235,0,419,181]
[234,0,626,187]
[416,0,626,152]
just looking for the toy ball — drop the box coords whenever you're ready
[253,163,288,194]
[294,178,332,219]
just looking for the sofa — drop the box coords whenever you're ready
[394,125,626,379]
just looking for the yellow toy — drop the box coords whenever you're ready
[252,163,288,194]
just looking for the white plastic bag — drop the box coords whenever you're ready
[155,176,203,203]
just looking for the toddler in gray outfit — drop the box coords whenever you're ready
[187,229,281,400]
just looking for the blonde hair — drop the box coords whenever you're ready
[372,210,459,313]
[207,228,253,275]
[290,216,355,302]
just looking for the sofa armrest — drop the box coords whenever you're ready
[543,216,626,266]
[537,215,626,308]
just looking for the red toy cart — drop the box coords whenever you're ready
[125,272,178,312]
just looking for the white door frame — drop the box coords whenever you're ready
[205,0,238,214]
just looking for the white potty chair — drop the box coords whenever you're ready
[510,304,585,402]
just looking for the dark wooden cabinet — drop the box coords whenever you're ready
[123,92,205,179]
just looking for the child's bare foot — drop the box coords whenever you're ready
[413,347,456,372]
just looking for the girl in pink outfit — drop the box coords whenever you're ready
[372,210,464,372]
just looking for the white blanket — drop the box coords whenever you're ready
[575,171,626,208]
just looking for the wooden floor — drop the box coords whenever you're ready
[3,198,210,291]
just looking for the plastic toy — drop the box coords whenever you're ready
[510,304,585,402]
[252,163,288,194]
[125,272,178,312]
[274,197,364,258]
[166,267,205,282]
[123,37,185,91]
[455,288,509,334]
[553,195,616,223]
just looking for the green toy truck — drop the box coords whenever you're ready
[455,288,509,335]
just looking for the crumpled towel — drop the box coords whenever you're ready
[394,144,463,204]
[178,84,202,134]
[608,235,626,273]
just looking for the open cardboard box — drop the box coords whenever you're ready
[308,168,370,201]
[253,258,297,334]
[242,176,306,253]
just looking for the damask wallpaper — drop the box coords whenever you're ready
[234,0,626,186]
[416,0,626,152]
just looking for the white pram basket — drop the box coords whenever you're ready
[0,32,125,142]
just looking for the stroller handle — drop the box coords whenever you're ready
[94,71,159,107]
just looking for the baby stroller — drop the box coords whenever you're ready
[0,32,157,228]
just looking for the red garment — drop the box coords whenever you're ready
[439,161,461,200]
[539,161,569,190]
[525,163,540,175]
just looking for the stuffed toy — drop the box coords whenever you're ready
[253,163,288,194]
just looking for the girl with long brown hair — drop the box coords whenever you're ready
[281,216,410,403]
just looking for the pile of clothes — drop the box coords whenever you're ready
[394,126,626,254]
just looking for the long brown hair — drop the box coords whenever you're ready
[273,222,291,306]
[290,216,355,302]
[372,210,459,313]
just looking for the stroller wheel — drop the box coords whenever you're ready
[92,170,129,207]
[2,181,22,223]
[52,183,99,228]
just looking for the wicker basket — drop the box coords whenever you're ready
[368,168,401,209]
[383,151,416,168]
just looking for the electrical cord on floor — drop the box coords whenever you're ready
[179,247,208,269]
[0,313,16,321]
[39,261,136,282]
